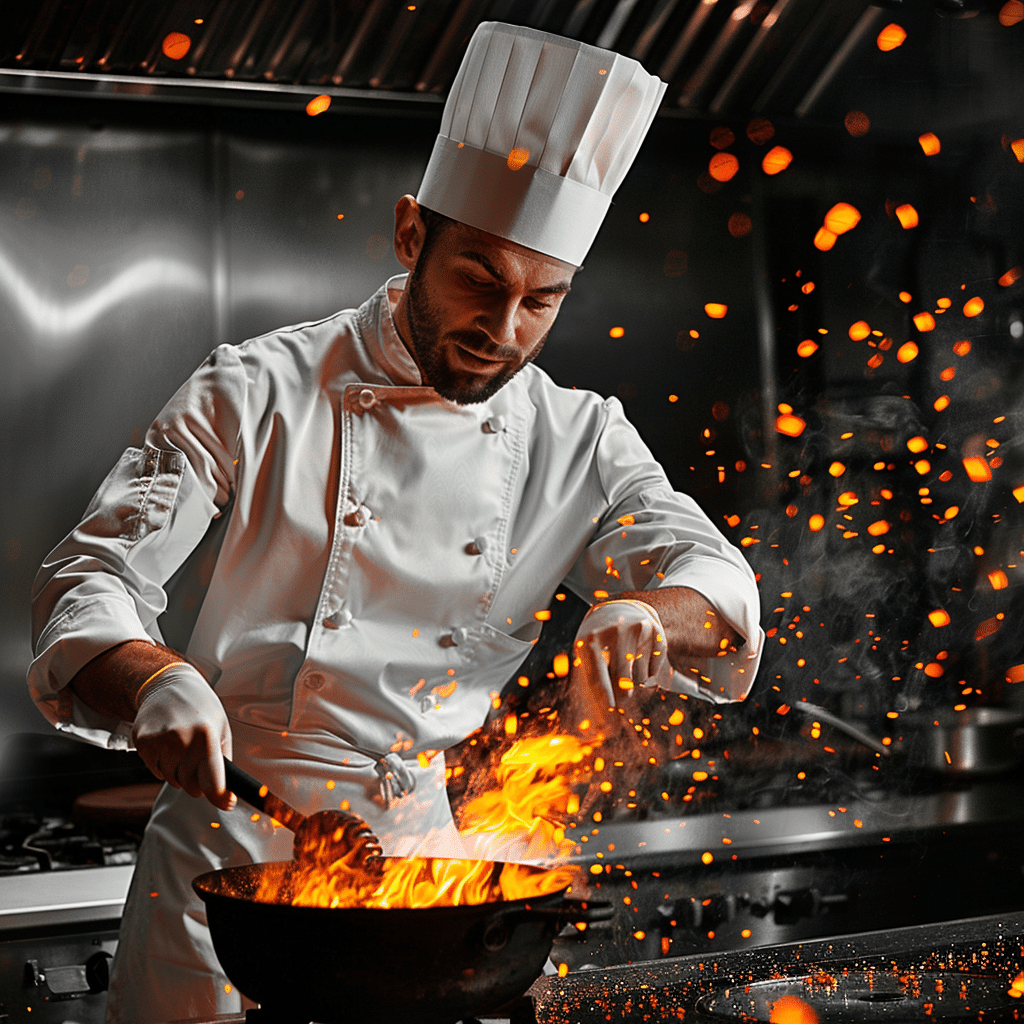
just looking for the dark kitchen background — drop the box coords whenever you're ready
[1,1,1024,1021]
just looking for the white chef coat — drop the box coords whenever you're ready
[28,273,763,1023]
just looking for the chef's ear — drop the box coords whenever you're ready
[393,194,427,272]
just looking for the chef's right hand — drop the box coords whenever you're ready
[132,663,236,811]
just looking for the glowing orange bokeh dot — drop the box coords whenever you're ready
[848,320,870,341]
[306,94,331,116]
[507,147,530,171]
[709,152,740,182]
[823,202,861,235]
[877,23,907,51]
[918,133,941,156]
[808,514,825,532]
[906,436,928,453]
[162,32,191,60]
[928,609,950,627]
[762,146,793,175]
[776,414,806,437]
[770,994,820,1024]
[998,266,1022,287]
[814,227,837,251]
[797,339,819,357]
[895,204,919,228]
[913,312,935,332]
[999,0,1024,25]
[898,290,912,303]
[844,110,870,137]
[896,341,919,363]
[963,457,992,482]
[963,296,985,317]
[705,303,728,319]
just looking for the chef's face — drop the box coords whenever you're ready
[392,196,576,405]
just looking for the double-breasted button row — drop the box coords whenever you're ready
[482,415,505,434]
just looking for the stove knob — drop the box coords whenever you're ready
[86,951,113,993]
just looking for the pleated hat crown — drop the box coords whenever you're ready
[416,22,666,267]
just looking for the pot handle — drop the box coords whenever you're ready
[479,899,613,952]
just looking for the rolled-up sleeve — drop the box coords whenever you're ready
[27,344,248,747]
[565,397,763,704]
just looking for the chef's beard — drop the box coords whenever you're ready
[405,263,548,405]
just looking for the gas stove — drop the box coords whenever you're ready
[532,910,1024,1023]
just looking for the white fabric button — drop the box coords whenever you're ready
[323,609,353,629]
[343,506,369,528]
[358,388,377,409]
[482,415,505,434]
[420,695,435,713]
[305,672,326,691]
[452,626,470,645]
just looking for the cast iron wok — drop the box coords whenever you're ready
[193,860,611,1024]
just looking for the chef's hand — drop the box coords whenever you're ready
[132,663,236,811]
[571,599,673,710]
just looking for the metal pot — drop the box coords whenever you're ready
[896,707,1024,776]
[192,860,611,1024]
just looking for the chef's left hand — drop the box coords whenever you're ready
[571,599,673,710]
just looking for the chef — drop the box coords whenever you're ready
[28,21,763,1024]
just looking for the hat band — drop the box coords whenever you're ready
[416,135,611,267]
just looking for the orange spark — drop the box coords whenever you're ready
[797,339,819,357]
[963,457,992,482]
[762,146,793,175]
[814,227,837,250]
[705,303,728,318]
[963,296,985,317]
[918,133,941,156]
[998,266,1021,287]
[989,570,1009,590]
[867,520,890,536]
[897,341,919,362]
[848,320,870,340]
[877,23,907,50]
[709,152,740,182]
[913,312,935,332]
[506,147,530,171]
[907,436,928,453]
[928,609,950,627]
[776,414,806,437]
[824,203,861,235]
[162,32,191,60]
[895,203,919,228]
[306,94,331,116]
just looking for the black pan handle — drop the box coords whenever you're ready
[223,757,305,830]
[486,898,614,928]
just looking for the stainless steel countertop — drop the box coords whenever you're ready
[567,778,1024,866]
[0,864,133,931]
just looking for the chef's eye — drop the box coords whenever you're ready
[525,297,551,311]
[463,274,490,289]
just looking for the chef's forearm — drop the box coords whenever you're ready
[68,639,188,722]
[614,587,742,669]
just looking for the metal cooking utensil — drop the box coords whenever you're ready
[223,757,383,872]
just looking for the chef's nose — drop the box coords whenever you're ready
[477,297,520,347]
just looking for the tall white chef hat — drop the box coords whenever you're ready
[416,22,667,267]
